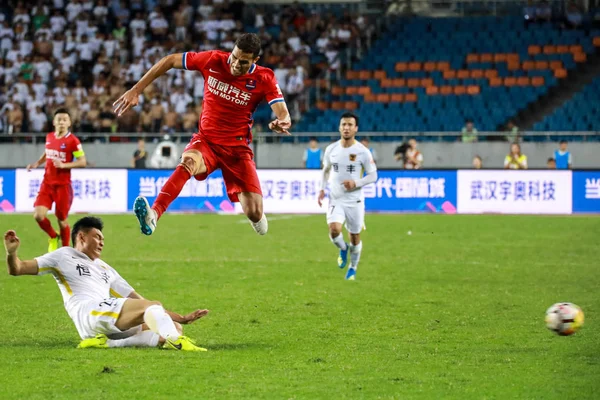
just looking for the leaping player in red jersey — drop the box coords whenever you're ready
[113,33,291,236]
[26,108,87,252]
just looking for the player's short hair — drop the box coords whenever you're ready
[54,108,70,118]
[234,33,262,57]
[340,112,359,126]
[547,157,556,163]
[72,216,104,246]
[559,140,568,145]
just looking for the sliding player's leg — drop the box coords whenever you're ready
[343,205,365,281]
[78,323,184,349]
[55,184,73,247]
[326,203,349,268]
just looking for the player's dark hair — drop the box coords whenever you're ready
[340,112,359,126]
[559,140,567,144]
[234,33,262,57]
[547,157,556,163]
[54,108,70,117]
[72,217,104,247]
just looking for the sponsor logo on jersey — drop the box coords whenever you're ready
[245,79,256,90]
[349,154,357,161]
[207,76,252,106]
[60,143,66,149]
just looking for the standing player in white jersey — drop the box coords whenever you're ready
[318,113,378,280]
[4,217,208,351]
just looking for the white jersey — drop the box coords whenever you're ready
[35,247,134,317]
[323,140,377,204]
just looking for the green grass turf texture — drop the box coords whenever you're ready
[0,213,598,399]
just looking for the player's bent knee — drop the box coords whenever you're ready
[181,151,206,176]
[33,211,45,221]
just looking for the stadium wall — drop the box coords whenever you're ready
[1,142,599,169]
[1,169,598,215]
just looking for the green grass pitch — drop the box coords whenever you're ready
[0,213,599,399]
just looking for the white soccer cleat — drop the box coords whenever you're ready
[133,196,157,235]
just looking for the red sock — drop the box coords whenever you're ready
[37,218,58,239]
[60,225,70,247]
[152,165,191,219]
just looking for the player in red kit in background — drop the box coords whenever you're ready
[26,108,87,252]
[113,34,291,236]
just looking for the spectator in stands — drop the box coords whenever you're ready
[536,1,553,22]
[553,140,572,169]
[564,2,583,29]
[394,142,409,165]
[472,155,483,169]
[303,137,322,169]
[461,119,478,143]
[505,120,520,142]
[182,104,198,133]
[547,158,556,169]
[132,138,147,169]
[360,137,378,164]
[285,67,304,122]
[404,138,423,169]
[504,143,528,169]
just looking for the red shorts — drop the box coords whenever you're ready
[34,182,74,220]
[184,134,262,203]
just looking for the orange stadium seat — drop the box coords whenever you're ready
[390,94,405,102]
[506,53,520,62]
[543,45,557,54]
[436,61,450,71]
[407,78,420,88]
[364,94,377,102]
[569,45,583,54]
[554,68,567,79]
[408,62,422,71]
[493,53,508,63]
[484,70,498,79]
[522,61,535,70]
[395,62,408,72]
[507,60,520,70]
[528,45,541,55]
[480,53,493,62]
[346,87,359,95]
[550,60,563,70]
[374,70,386,80]
[331,101,345,110]
[377,94,391,103]
[574,52,587,63]
[453,86,466,95]
[517,77,530,86]
[466,54,480,63]
[357,86,371,95]
[489,77,502,87]
[381,79,393,88]
[594,37,600,47]
[556,45,569,53]
[420,78,433,87]
[443,70,457,79]
[344,101,358,110]
[424,62,436,72]
[504,77,517,86]
[531,77,545,86]
[534,60,549,70]
[405,93,417,102]
[359,71,373,80]
[346,70,360,80]
[457,70,469,79]
[426,86,439,95]
[467,85,480,95]
[392,78,406,87]
[470,70,484,79]
[440,86,453,95]
[316,101,329,110]
[331,86,344,96]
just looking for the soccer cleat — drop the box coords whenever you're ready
[337,245,349,269]
[163,336,207,352]
[48,236,60,253]
[77,334,108,349]
[345,268,357,281]
[134,196,157,235]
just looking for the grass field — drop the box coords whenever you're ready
[0,213,599,399]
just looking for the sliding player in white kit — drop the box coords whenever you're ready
[4,216,208,351]
[318,113,378,280]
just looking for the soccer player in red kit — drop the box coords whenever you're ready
[26,108,87,252]
[113,34,291,236]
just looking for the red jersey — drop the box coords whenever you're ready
[43,131,84,185]
[183,50,285,146]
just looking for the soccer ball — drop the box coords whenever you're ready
[545,302,584,336]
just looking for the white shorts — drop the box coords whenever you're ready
[326,201,365,234]
[70,297,142,339]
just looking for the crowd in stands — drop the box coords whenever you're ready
[0,0,369,139]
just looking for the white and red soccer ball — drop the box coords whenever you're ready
[545,302,585,336]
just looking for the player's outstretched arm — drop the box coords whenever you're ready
[127,291,209,324]
[4,231,39,276]
[268,101,292,135]
[113,54,185,117]
[27,152,46,171]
